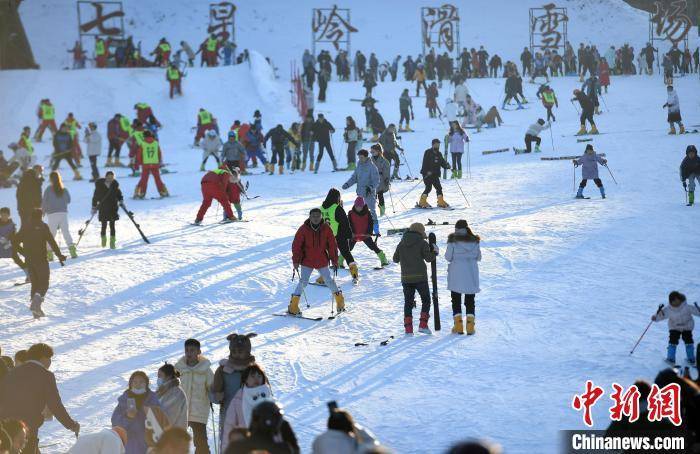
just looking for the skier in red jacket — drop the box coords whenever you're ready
[194,166,237,224]
[289,208,344,315]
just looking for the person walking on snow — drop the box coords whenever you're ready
[680,145,700,206]
[348,196,389,268]
[651,291,700,365]
[445,219,481,335]
[155,364,188,430]
[370,144,391,217]
[343,116,362,171]
[166,63,183,99]
[84,122,102,182]
[312,114,338,172]
[573,144,607,199]
[398,89,414,132]
[572,89,598,135]
[342,149,380,236]
[51,124,82,181]
[34,99,58,142]
[392,222,438,334]
[92,171,123,249]
[134,130,169,199]
[418,139,451,208]
[194,108,218,147]
[193,167,237,225]
[537,84,558,122]
[42,171,77,260]
[663,85,685,135]
[264,124,298,175]
[245,124,271,173]
[200,130,222,171]
[446,121,469,179]
[524,118,550,153]
[288,208,344,315]
[378,124,404,180]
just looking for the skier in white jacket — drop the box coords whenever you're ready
[445,219,481,335]
[200,129,222,171]
[84,122,102,182]
[443,98,458,123]
[663,85,685,134]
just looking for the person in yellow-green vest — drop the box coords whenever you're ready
[95,37,108,68]
[61,113,83,166]
[127,120,146,175]
[134,130,169,199]
[34,99,58,142]
[166,63,183,99]
[537,84,558,123]
[152,38,171,67]
[194,108,218,146]
[202,34,220,67]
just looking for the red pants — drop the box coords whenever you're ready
[72,139,83,163]
[35,120,57,140]
[195,124,216,143]
[169,80,182,98]
[96,55,107,68]
[205,51,218,67]
[196,183,233,221]
[137,164,166,195]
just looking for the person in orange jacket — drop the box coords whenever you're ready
[134,130,169,199]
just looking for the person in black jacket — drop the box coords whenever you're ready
[300,114,315,172]
[225,401,296,454]
[572,89,598,135]
[312,114,338,172]
[264,125,298,175]
[16,167,43,227]
[681,145,700,206]
[418,139,451,209]
[316,188,356,284]
[13,208,65,318]
[92,171,124,249]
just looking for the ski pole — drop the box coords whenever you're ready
[453,176,472,208]
[630,304,664,355]
[297,268,311,308]
[548,123,555,154]
[570,99,580,115]
[466,140,471,179]
[603,164,618,185]
[398,177,425,202]
[399,147,414,179]
[210,403,219,454]
[387,187,396,214]
[600,93,609,113]
[573,164,576,194]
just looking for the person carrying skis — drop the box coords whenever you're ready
[572,89,598,135]
[446,121,469,179]
[445,219,481,335]
[348,196,389,268]
[651,291,700,365]
[92,171,123,249]
[288,208,344,315]
[663,85,685,135]
[222,131,247,174]
[343,116,362,171]
[12,208,65,318]
[34,99,58,142]
[378,124,403,180]
[573,144,607,199]
[680,145,700,206]
[418,139,451,208]
[193,166,237,225]
[166,63,183,99]
[370,144,391,217]
[134,130,169,199]
[264,124,298,175]
[524,118,550,153]
[392,222,438,334]
[194,108,218,147]
[398,89,414,132]
[312,114,338,173]
[342,149,379,233]
[200,129,222,171]
[537,84,558,122]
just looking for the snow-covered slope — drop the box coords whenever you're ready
[1,50,700,453]
[19,0,678,71]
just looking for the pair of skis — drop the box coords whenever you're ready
[273,310,346,322]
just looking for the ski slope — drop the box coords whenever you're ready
[1,59,700,453]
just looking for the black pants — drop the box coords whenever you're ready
[400,109,410,125]
[451,292,475,315]
[27,259,49,298]
[271,145,285,165]
[525,134,541,152]
[51,153,77,172]
[423,175,443,196]
[336,233,355,264]
[579,178,602,188]
[108,138,122,159]
[101,220,116,236]
[416,80,427,96]
[189,421,210,454]
[378,191,385,207]
[451,153,462,171]
[350,237,381,254]
[669,330,693,345]
[403,281,431,317]
[89,155,99,180]
[346,141,357,165]
[546,105,556,122]
[316,141,336,165]
[319,82,327,101]
[580,109,595,127]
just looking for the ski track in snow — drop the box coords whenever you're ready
[1,61,700,453]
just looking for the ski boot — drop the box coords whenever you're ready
[457,169,463,179]
[334,291,345,312]
[576,125,587,136]
[666,344,677,364]
[437,195,450,208]
[331,159,339,171]
[669,124,677,135]
[133,188,144,200]
[314,161,320,174]
[234,203,243,219]
[69,245,78,259]
[278,165,284,175]
[315,275,325,285]
[73,169,83,181]
[114,158,124,167]
[347,162,356,171]
[466,314,475,335]
[405,125,413,132]
[309,161,314,172]
[451,315,464,334]
[379,204,385,216]
[589,125,599,135]
[418,194,430,208]
[159,187,170,198]
[106,157,114,167]
[450,169,457,179]
[288,295,301,315]
[679,124,686,134]
[599,186,606,199]
[301,160,307,171]
[575,187,585,199]
[534,144,541,153]
[349,262,359,283]
[404,316,414,335]
[193,219,202,226]
[47,250,54,262]
[109,236,116,250]
[686,343,696,365]
[377,250,389,267]
[688,191,695,206]
[418,312,432,334]
[101,235,107,248]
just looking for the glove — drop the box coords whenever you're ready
[651,315,657,321]
[411,112,415,120]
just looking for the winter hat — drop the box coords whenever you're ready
[207,129,217,136]
[370,143,383,152]
[112,426,128,447]
[354,196,365,209]
[357,149,368,157]
[432,138,441,144]
[537,118,545,125]
[228,131,237,138]
[686,145,697,156]
[409,222,427,238]
[227,333,257,366]
[585,144,594,152]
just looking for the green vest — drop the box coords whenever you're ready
[159,42,171,53]
[141,140,160,164]
[206,37,218,52]
[95,40,105,56]
[213,168,231,176]
[198,110,212,125]
[119,116,132,134]
[66,120,77,139]
[133,130,145,145]
[542,91,556,104]
[167,67,180,80]
[41,104,55,120]
[320,204,339,236]
[23,136,34,155]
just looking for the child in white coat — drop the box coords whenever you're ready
[445,219,481,335]
[652,291,700,365]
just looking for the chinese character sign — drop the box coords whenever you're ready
[651,0,692,46]
[421,5,460,55]
[529,3,568,51]
[312,5,358,52]
[77,1,125,37]
[209,2,236,42]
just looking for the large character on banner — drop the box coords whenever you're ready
[312,5,358,54]
[421,4,460,56]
